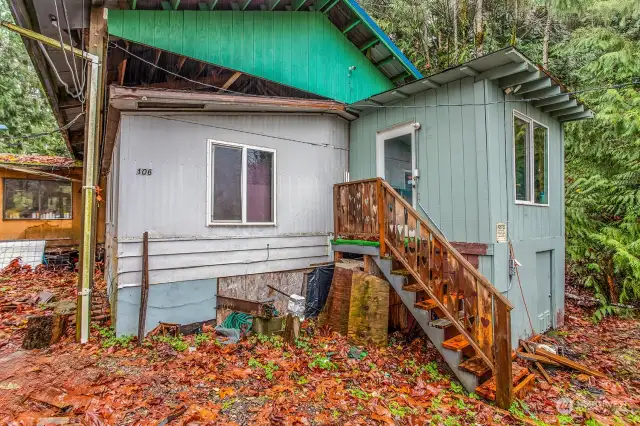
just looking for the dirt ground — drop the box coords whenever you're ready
[0,265,638,425]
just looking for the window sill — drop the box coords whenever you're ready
[3,217,73,221]
[207,222,277,227]
[515,201,549,207]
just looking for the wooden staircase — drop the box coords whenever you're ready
[333,178,534,409]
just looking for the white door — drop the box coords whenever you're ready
[376,122,417,208]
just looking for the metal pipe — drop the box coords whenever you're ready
[1,19,101,344]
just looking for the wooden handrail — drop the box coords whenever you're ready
[379,180,513,310]
[334,177,514,401]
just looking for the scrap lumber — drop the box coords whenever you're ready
[284,314,300,345]
[515,350,560,366]
[535,348,608,378]
[318,264,360,335]
[520,340,553,384]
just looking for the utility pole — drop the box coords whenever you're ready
[0,20,102,344]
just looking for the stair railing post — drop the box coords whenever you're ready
[493,297,513,409]
[377,179,386,255]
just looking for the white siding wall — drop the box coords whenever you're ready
[114,113,349,287]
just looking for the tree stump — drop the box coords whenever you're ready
[22,315,68,349]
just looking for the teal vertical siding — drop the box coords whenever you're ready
[107,10,394,103]
[483,79,566,343]
[350,76,567,345]
[349,77,491,244]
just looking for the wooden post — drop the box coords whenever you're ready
[137,232,150,344]
[493,298,513,409]
[377,179,386,255]
[284,314,300,345]
[333,185,339,240]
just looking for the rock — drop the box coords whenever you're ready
[37,291,55,304]
[54,300,76,316]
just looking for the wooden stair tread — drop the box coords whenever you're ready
[458,356,491,377]
[402,283,424,292]
[475,364,531,401]
[414,293,463,311]
[391,269,411,276]
[429,312,464,329]
[442,334,470,351]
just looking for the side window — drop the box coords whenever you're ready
[207,140,276,225]
[513,112,549,206]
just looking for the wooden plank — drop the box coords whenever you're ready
[458,355,491,377]
[520,341,552,383]
[535,348,608,378]
[514,374,536,400]
[218,72,242,92]
[493,299,513,409]
[333,185,340,239]
[137,231,150,344]
[442,334,470,351]
[450,242,489,256]
[515,349,560,366]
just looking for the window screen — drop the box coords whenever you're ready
[3,179,72,220]
[514,116,531,202]
[246,149,274,223]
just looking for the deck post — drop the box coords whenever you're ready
[493,299,513,409]
[376,179,386,255]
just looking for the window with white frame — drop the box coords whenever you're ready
[513,111,549,205]
[207,140,276,225]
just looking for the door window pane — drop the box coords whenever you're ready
[246,149,273,223]
[212,145,242,221]
[3,179,72,219]
[533,123,549,204]
[514,116,530,201]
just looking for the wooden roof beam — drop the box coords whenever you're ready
[513,78,551,95]
[323,0,340,14]
[541,99,577,113]
[359,38,380,53]
[499,71,542,89]
[460,66,479,77]
[161,0,180,10]
[551,105,584,118]
[523,85,561,101]
[293,0,307,11]
[475,61,531,82]
[532,94,569,108]
[128,0,137,9]
[342,19,362,34]
[315,0,332,10]
[391,90,409,99]
[558,111,593,122]
[266,0,281,10]
[218,71,242,92]
[198,0,219,10]
[374,55,395,68]
[147,50,162,84]
[391,71,410,84]
[420,79,440,89]
[240,0,252,10]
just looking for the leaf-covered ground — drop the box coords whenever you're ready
[0,266,638,425]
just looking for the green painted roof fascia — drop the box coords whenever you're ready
[341,0,422,80]
[107,10,394,104]
[331,239,380,247]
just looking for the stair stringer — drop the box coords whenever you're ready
[372,256,481,392]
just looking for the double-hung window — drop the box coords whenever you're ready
[513,111,549,205]
[206,140,276,225]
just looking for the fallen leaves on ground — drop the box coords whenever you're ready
[0,264,638,425]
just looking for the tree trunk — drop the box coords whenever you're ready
[511,0,518,46]
[542,4,552,69]
[452,0,459,63]
[421,13,432,69]
[474,0,484,57]
[606,260,619,304]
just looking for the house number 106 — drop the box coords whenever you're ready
[137,168,152,176]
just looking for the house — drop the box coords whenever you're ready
[0,154,105,257]
[10,0,591,404]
